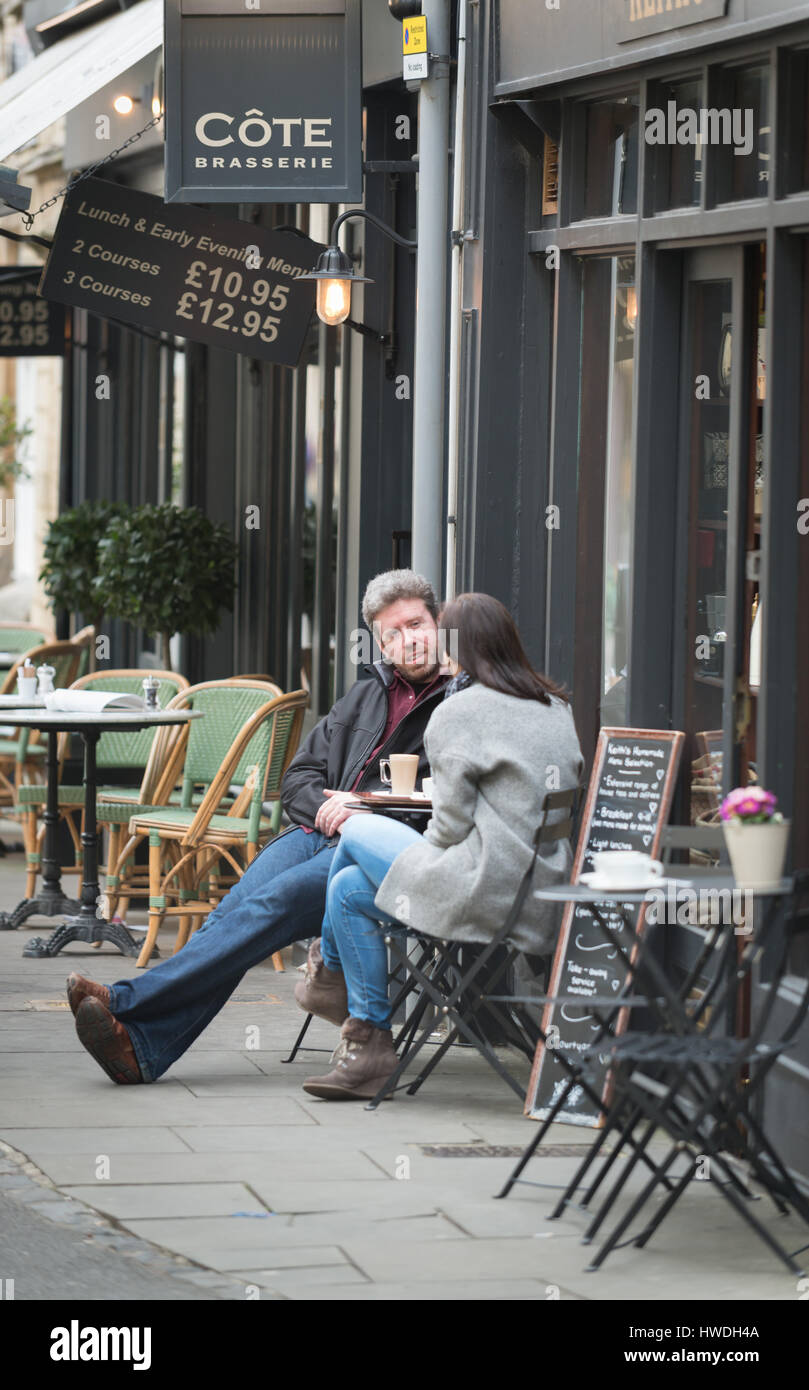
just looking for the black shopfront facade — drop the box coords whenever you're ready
[451,0,809,1183]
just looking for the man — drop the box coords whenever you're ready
[71,569,450,1084]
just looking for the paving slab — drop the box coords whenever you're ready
[2,1126,192,1155]
[61,1182,267,1220]
[0,1095,317,1127]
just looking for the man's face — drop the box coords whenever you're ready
[373,598,439,681]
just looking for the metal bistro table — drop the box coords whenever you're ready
[500,870,809,1274]
[0,705,202,957]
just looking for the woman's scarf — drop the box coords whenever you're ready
[442,670,473,700]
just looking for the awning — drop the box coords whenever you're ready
[0,0,162,164]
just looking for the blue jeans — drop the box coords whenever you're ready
[320,814,423,1028]
[107,827,337,1081]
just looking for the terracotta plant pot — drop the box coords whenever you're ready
[722,819,791,891]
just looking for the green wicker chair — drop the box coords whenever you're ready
[16,670,189,899]
[98,678,282,923]
[0,641,83,810]
[121,681,308,968]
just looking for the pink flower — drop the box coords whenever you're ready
[720,786,778,822]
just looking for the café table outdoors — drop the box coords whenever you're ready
[0,700,202,958]
[497,869,809,1275]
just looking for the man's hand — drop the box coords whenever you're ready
[314,789,367,837]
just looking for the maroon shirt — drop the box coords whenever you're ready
[304,666,446,832]
[349,665,445,791]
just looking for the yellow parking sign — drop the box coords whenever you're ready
[403,16,427,53]
[403,15,428,79]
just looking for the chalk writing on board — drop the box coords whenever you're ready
[526,728,685,1127]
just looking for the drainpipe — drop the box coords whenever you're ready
[410,0,450,593]
[444,0,468,601]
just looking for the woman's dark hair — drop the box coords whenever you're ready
[439,593,568,705]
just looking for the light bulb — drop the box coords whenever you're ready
[113,95,135,116]
[625,286,638,329]
[152,95,162,117]
[317,278,351,326]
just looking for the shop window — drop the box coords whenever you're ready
[712,61,770,204]
[646,76,703,213]
[576,93,639,220]
[780,48,809,195]
[572,254,637,754]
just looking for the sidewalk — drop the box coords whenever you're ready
[0,833,803,1301]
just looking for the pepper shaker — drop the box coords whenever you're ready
[36,663,55,696]
[142,675,160,710]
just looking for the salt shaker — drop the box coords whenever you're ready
[36,663,55,696]
[142,675,160,710]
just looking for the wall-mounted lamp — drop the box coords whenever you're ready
[624,285,638,332]
[300,208,417,333]
[113,93,140,116]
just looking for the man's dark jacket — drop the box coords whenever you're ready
[281,661,448,830]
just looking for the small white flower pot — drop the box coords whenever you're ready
[722,819,791,891]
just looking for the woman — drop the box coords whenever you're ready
[295,592,584,1100]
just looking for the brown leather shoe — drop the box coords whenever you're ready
[294,938,349,1026]
[302,1016,397,1100]
[66,974,111,1017]
[75,997,142,1085]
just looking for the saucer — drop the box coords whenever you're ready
[579,870,670,892]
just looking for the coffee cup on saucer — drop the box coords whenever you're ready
[589,850,663,886]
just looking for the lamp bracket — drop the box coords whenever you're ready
[345,318,390,346]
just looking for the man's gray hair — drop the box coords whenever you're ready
[361,569,439,628]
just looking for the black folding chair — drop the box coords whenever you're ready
[362,786,582,1110]
[496,823,730,1200]
[562,870,809,1273]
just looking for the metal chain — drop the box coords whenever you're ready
[21,111,164,229]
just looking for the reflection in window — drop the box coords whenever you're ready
[714,62,770,203]
[600,255,636,727]
[648,77,703,212]
[581,95,639,219]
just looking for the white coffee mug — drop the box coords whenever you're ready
[590,850,663,885]
[380,754,419,796]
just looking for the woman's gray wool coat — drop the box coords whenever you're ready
[374,684,585,954]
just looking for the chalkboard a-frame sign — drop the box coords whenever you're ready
[525,727,685,1128]
[164,0,363,204]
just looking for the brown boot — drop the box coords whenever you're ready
[66,973,111,1017]
[302,1016,397,1100]
[75,997,143,1085]
[293,938,348,1026]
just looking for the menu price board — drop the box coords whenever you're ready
[38,179,325,367]
[0,272,64,356]
[525,727,685,1128]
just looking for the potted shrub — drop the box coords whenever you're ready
[0,396,31,490]
[95,502,239,670]
[39,499,127,633]
[720,786,790,890]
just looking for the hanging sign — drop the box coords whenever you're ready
[38,178,325,367]
[0,271,64,356]
[403,16,428,81]
[164,0,363,204]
